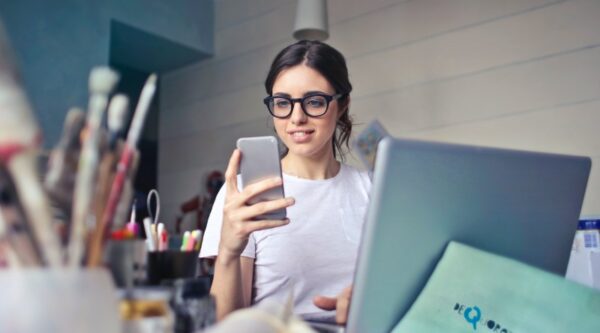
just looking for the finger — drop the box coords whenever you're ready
[225,149,241,195]
[313,296,337,311]
[336,295,350,324]
[236,176,283,205]
[243,219,290,234]
[235,197,294,221]
[342,285,353,298]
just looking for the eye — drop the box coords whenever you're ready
[273,98,290,108]
[305,96,326,108]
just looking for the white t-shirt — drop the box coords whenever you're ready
[200,164,371,319]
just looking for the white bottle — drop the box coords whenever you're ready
[566,218,600,289]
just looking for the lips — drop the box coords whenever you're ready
[288,129,315,143]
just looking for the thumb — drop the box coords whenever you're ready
[313,295,337,310]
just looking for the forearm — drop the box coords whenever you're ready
[207,149,289,321]
[210,254,246,321]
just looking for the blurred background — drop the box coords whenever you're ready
[1,0,599,231]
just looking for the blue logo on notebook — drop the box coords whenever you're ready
[454,303,512,332]
[464,306,481,329]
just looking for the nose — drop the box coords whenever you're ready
[290,100,307,125]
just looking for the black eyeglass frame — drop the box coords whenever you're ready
[263,93,346,119]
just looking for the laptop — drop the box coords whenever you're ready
[311,137,590,333]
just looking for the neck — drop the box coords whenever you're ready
[281,149,340,180]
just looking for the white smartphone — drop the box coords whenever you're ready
[236,136,286,220]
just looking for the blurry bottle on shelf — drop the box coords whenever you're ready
[566,217,600,290]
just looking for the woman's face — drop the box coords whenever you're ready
[271,64,340,160]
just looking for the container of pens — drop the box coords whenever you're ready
[144,216,203,285]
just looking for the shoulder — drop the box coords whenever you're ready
[340,163,372,191]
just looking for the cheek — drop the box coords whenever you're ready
[273,118,286,136]
[323,110,339,133]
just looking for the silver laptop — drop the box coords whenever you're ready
[312,137,590,333]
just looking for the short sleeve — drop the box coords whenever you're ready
[199,177,257,259]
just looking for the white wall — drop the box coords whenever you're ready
[159,0,600,229]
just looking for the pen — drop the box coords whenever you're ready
[193,230,203,251]
[157,223,168,251]
[181,231,190,251]
[125,201,138,237]
[143,217,156,252]
[186,231,196,252]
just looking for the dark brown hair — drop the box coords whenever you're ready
[265,40,353,160]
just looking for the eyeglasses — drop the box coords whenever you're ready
[263,93,345,118]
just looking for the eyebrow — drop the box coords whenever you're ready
[272,90,331,98]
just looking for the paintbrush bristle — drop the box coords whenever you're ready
[64,107,86,147]
[107,94,129,132]
[65,107,85,129]
[146,73,157,86]
[89,67,119,94]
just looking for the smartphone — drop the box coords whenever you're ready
[236,136,286,220]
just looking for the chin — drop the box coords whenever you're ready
[288,148,316,158]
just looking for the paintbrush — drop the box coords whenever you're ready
[87,74,157,266]
[44,108,86,222]
[0,21,62,266]
[67,67,119,267]
[94,94,128,227]
[112,161,138,230]
[107,95,129,149]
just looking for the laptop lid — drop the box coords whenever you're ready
[347,137,591,333]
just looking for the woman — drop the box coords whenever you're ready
[200,40,371,324]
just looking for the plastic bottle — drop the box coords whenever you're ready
[566,218,600,288]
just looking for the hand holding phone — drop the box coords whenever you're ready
[217,139,293,259]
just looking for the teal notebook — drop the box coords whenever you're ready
[393,242,600,332]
